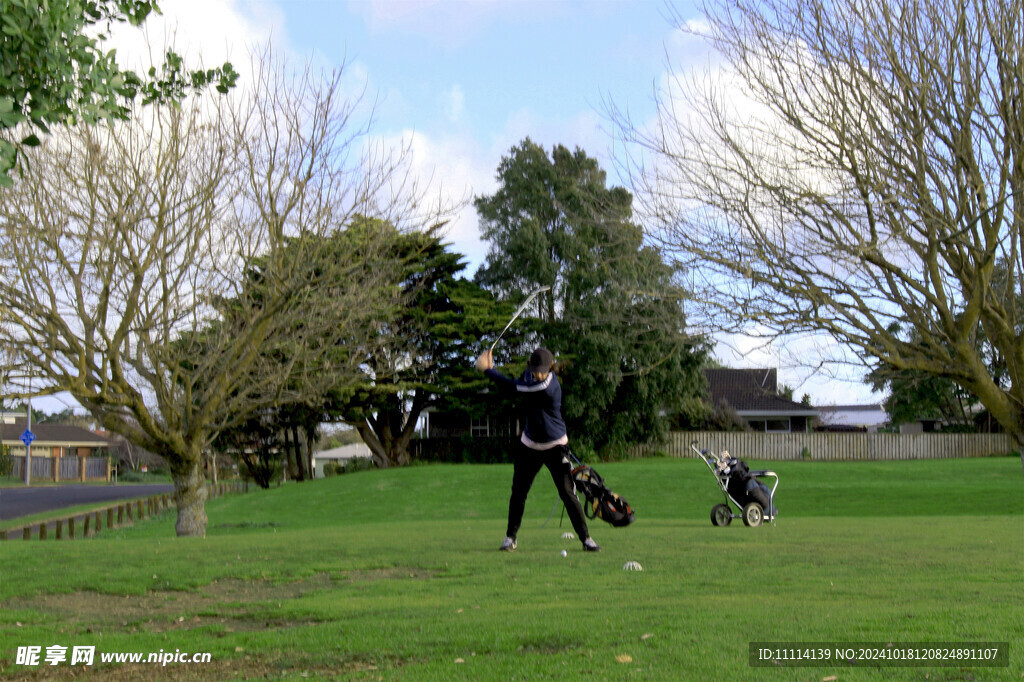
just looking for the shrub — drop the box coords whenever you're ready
[324,458,374,477]
[0,445,12,477]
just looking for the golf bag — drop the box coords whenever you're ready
[722,457,777,516]
[571,463,635,527]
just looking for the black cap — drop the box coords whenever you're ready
[528,347,554,373]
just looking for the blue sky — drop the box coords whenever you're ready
[292,0,674,145]
[115,0,698,270]
[90,0,878,409]
[274,0,692,268]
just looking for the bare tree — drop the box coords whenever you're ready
[0,51,448,535]
[615,0,1024,469]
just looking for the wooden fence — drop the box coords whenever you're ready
[0,481,248,541]
[8,455,111,482]
[629,431,1018,461]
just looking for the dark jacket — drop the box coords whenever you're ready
[484,368,567,444]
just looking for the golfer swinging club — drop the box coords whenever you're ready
[475,347,600,552]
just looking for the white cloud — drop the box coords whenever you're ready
[370,129,493,270]
[105,0,286,74]
[442,85,466,124]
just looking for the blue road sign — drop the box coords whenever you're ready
[20,429,35,447]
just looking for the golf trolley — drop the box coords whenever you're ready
[690,441,778,527]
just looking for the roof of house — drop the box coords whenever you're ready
[0,417,109,447]
[313,443,372,460]
[817,404,885,412]
[704,368,818,416]
[817,404,888,427]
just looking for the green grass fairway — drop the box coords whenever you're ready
[1,457,1021,680]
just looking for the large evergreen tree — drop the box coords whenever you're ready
[337,224,513,467]
[475,139,707,455]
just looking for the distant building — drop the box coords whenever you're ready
[1,412,109,459]
[311,443,372,478]
[418,407,518,439]
[705,369,819,432]
[816,404,888,432]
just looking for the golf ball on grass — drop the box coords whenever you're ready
[560,550,568,557]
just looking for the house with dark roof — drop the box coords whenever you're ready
[1,412,109,459]
[704,368,819,432]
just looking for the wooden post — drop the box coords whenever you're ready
[83,515,91,536]
[39,523,47,540]
[106,458,112,482]
[137,500,144,519]
[55,519,63,539]
[107,508,114,528]
[79,455,87,482]
[68,518,75,539]
[118,505,125,524]
[54,452,60,483]
[94,511,101,533]
[126,504,133,522]
[0,529,7,540]
[23,527,31,540]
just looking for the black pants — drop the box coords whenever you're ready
[506,443,590,541]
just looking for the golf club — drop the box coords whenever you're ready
[489,285,551,354]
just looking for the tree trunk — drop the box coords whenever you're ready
[355,421,391,468]
[1012,431,1024,478]
[291,424,306,481]
[303,424,317,479]
[171,457,208,537]
[353,390,429,468]
[285,428,299,480]
[965,377,1024,477]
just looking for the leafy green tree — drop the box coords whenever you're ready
[335,224,513,467]
[0,443,11,476]
[204,218,499,470]
[202,217,409,482]
[866,324,982,429]
[867,367,976,429]
[0,0,237,185]
[475,139,708,454]
[214,409,280,488]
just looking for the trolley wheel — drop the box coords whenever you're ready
[710,504,732,527]
[742,502,764,527]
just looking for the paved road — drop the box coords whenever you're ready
[0,484,174,522]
